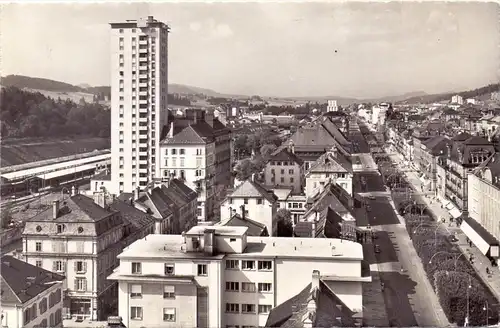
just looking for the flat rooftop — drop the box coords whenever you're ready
[186,225,248,236]
[118,233,364,261]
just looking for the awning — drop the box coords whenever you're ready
[461,217,500,257]
[449,208,462,219]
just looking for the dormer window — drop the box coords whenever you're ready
[56,224,65,234]
[164,264,175,275]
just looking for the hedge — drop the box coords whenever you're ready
[435,270,489,326]
[401,211,499,325]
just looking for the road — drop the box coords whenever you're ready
[355,136,449,326]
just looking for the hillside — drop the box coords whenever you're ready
[397,83,500,104]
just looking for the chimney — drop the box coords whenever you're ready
[205,110,214,128]
[312,270,320,290]
[71,185,76,196]
[134,187,140,201]
[203,228,215,255]
[94,192,106,208]
[251,173,256,182]
[330,145,337,158]
[168,121,174,139]
[240,205,246,220]
[52,200,60,220]
[229,207,233,218]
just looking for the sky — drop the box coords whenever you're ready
[1,1,499,99]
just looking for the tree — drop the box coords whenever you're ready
[1,203,13,230]
[260,144,277,159]
[234,159,255,181]
[276,209,293,237]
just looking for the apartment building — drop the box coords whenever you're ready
[220,177,279,236]
[159,109,232,222]
[1,256,65,328]
[451,94,464,105]
[263,147,304,194]
[108,226,369,328]
[22,192,154,321]
[305,146,353,197]
[412,122,444,169]
[419,136,453,192]
[466,153,500,262]
[443,133,496,219]
[109,16,170,194]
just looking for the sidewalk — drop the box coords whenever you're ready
[389,150,500,303]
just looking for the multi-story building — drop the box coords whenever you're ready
[466,153,500,262]
[443,133,496,219]
[22,191,154,321]
[419,136,453,192]
[263,147,304,194]
[305,146,353,197]
[1,255,65,328]
[220,177,278,236]
[451,95,464,105]
[412,121,444,169]
[108,226,370,328]
[327,100,338,112]
[371,103,390,127]
[109,16,170,194]
[159,109,232,222]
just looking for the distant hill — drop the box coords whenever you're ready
[397,83,500,104]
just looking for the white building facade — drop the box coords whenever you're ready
[110,16,170,194]
[108,226,369,328]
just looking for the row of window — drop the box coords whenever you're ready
[270,168,295,175]
[42,260,87,274]
[226,303,272,314]
[269,161,296,166]
[131,262,208,276]
[225,281,272,293]
[228,198,264,205]
[23,289,61,324]
[130,306,175,321]
[271,176,294,184]
[34,241,85,253]
[130,284,175,299]
[225,260,273,271]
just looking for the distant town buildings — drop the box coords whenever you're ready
[327,100,338,112]
[451,94,464,105]
[108,226,369,328]
[109,16,170,194]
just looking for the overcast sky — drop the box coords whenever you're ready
[1,1,499,98]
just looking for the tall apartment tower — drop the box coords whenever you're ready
[109,16,170,195]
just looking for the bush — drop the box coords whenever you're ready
[435,270,495,326]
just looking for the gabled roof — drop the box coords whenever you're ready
[1,255,65,305]
[218,213,268,236]
[162,123,215,145]
[265,279,356,328]
[109,199,155,231]
[307,149,350,174]
[463,135,491,146]
[270,148,304,165]
[228,179,277,203]
[451,132,472,142]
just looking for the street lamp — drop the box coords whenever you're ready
[428,251,456,265]
[483,301,489,326]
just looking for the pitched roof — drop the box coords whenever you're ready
[451,132,472,142]
[228,179,277,203]
[109,199,155,231]
[218,213,268,236]
[265,279,356,328]
[162,123,215,145]
[464,135,491,145]
[270,148,304,165]
[293,221,313,237]
[307,149,351,174]
[1,255,65,305]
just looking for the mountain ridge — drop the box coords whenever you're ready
[1,74,497,105]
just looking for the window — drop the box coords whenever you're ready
[180,158,185,167]
[172,149,177,155]
[289,169,294,174]
[163,308,176,322]
[163,285,175,299]
[226,281,239,291]
[131,262,142,274]
[75,278,87,292]
[35,260,42,267]
[290,177,294,183]
[164,263,175,275]
[53,260,64,272]
[36,242,42,251]
[180,149,185,155]
[242,260,255,270]
[226,303,239,313]
[39,297,48,314]
[119,29,124,33]
[257,198,263,205]
[258,283,272,292]
[258,261,272,271]
[130,306,142,320]
[130,284,142,298]
[197,264,208,276]
[258,305,272,314]
[241,282,256,293]
[226,260,239,269]
[56,224,65,233]
[242,304,256,313]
